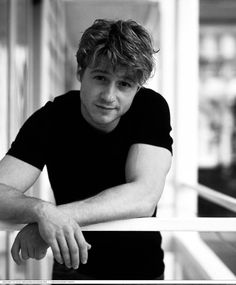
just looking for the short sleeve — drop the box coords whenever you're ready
[128,88,173,154]
[6,101,53,170]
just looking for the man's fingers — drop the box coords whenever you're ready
[20,240,29,261]
[50,240,63,265]
[75,230,90,265]
[11,236,21,265]
[66,232,80,269]
[57,235,71,268]
[27,244,35,259]
[35,249,47,260]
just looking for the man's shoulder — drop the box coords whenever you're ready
[53,90,80,106]
[132,87,169,110]
[32,90,80,124]
[45,90,80,118]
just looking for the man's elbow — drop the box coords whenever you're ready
[141,197,158,217]
[136,188,160,217]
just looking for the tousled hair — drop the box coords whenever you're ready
[76,19,158,85]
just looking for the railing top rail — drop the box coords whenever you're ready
[1,217,236,232]
[179,182,236,213]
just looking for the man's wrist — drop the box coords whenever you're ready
[32,200,54,224]
[58,203,83,225]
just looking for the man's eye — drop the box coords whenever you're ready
[94,76,106,81]
[119,81,132,88]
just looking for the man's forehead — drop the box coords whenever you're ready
[89,58,136,81]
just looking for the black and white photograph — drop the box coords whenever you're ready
[0,0,236,284]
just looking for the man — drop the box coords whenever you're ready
[0,19,172,280]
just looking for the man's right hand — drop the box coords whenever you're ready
[36,203,91,269]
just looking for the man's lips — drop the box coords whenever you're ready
[95,104,116,110]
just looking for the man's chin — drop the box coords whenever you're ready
[95,114,117,123]
[92,116,120,131]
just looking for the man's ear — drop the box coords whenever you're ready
[76,68,82,82]
[136,85,141,93]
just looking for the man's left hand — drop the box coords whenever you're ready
[11,223,49,265]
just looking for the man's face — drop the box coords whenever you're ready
[78,59,139,132]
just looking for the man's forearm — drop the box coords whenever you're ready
[58,145,171,227]
[0,182,91,269]
[58,181,160,227]
[0,183,48,224]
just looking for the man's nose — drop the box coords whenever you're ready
[100,83,116,103]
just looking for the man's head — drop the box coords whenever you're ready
[76,19,157,86]
[76,19,157,133]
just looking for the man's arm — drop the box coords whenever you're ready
[0,155,42,223]
[59,144,172,226]
[12,143,171,264]
[0,155,90,269]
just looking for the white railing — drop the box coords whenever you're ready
[179,182,236,213]
[0,217,236,232]
[1,216,236,281]
[82,217,236,232]
[0,182,236,281]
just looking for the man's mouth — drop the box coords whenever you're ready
[96,104,116,110]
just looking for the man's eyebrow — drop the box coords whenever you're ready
[123,75,136,83]
[90,69,110,74]
[90,69,136,83]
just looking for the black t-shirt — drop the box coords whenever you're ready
[7,87,173,279]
